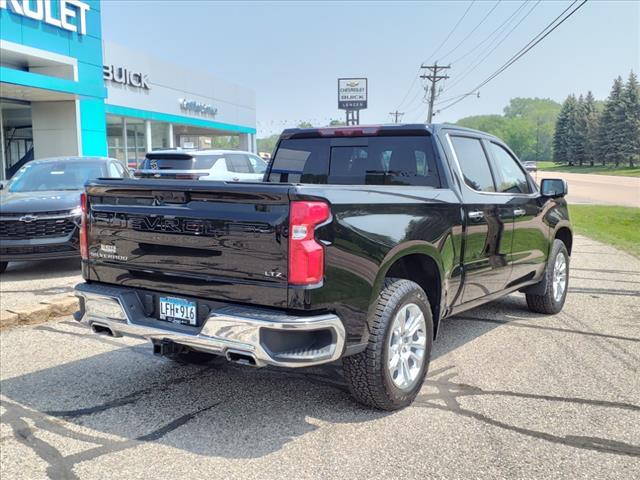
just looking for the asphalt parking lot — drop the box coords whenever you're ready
[0,259,81,313]
[1,234,639,479]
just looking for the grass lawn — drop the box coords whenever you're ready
[537,161,640,177]
[569,205,640,257]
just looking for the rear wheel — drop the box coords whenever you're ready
[0,262,7,274]
[342,279,433,410]
[526,239,569,314]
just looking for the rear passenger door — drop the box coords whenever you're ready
[486,141,548,286]
[448,134,514,304]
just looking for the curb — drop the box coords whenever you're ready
[0,296,78,331]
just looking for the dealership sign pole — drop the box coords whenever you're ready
[338,78,367,126]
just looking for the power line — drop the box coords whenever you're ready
[440,0,541,97]
[395,0,475,111]
[424,1,476,63]
[449,1,529,65]
[395,69,422,111]
[437,0,588,113]
[436,0,502,61]
[402,85,429,114]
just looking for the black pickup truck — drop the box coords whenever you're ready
[74,124,572,410]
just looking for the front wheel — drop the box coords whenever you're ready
[342,279,433,410]
[526,239,569,314]
[0,262,7,274]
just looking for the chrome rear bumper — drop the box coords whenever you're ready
[74,282,345,368]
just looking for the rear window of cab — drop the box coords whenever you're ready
[267,136,441,187]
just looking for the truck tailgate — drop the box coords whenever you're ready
[84,179,291,308]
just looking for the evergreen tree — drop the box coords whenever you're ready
[597,76,626,166]
[553,95,574,164]
[583,91,599,166]
[571,95,587,166]
[621,71,640,167]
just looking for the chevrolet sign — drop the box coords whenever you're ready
[0,0,90,35]
[338,78,368,110]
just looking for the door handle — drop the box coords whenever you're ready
[468,210,484,220]
[513,208,527,217]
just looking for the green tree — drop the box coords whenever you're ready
[256,133,280,156]
[621,71,640,167]
[458,98,560,161]
[503,97,561,161]
[582,91,600,166]
[457,114,507,136]
[597,76,626,166]
[570,95,587,166]
[554,95,577,164]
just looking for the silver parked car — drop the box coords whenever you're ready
[523,161,537,172]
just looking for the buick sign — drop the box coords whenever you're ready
[103,65,150,90]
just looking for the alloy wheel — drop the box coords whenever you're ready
[387,303,427,390]
[553,252,568,302]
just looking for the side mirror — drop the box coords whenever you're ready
[540,178,568,198]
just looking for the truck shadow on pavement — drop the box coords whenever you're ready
[1,295,639,479]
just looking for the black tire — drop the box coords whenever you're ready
[526,239,569,314]
[0,262,7,274]
[342,278,434,410]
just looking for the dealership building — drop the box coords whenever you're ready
[0,0,256,179]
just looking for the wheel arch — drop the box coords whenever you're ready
[555,226,573,255]
[372,244,445,338]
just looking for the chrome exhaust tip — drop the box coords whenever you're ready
[91,323,115,337]
[225,349,259,367]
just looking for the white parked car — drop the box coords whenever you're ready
[135,149,267,181]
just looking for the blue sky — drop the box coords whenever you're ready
[102,0,639,136]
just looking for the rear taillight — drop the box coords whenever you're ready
[288,201,330,286]
[79,192,89,260]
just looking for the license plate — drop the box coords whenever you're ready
[159,297,197,325]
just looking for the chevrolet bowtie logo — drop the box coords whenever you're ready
[346,81,360,87]
[19,215,38,223]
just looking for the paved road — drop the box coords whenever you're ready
[1,235,639,479]
[533,170,640,207]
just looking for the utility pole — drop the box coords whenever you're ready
[389,110,404,124]
[420,62,451,124]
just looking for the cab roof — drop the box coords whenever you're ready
[279,123,499,141]
[280,123,434,139]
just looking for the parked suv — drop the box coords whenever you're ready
[0,157,129,273]
[135,149,267,181]
[74,124,571,410]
